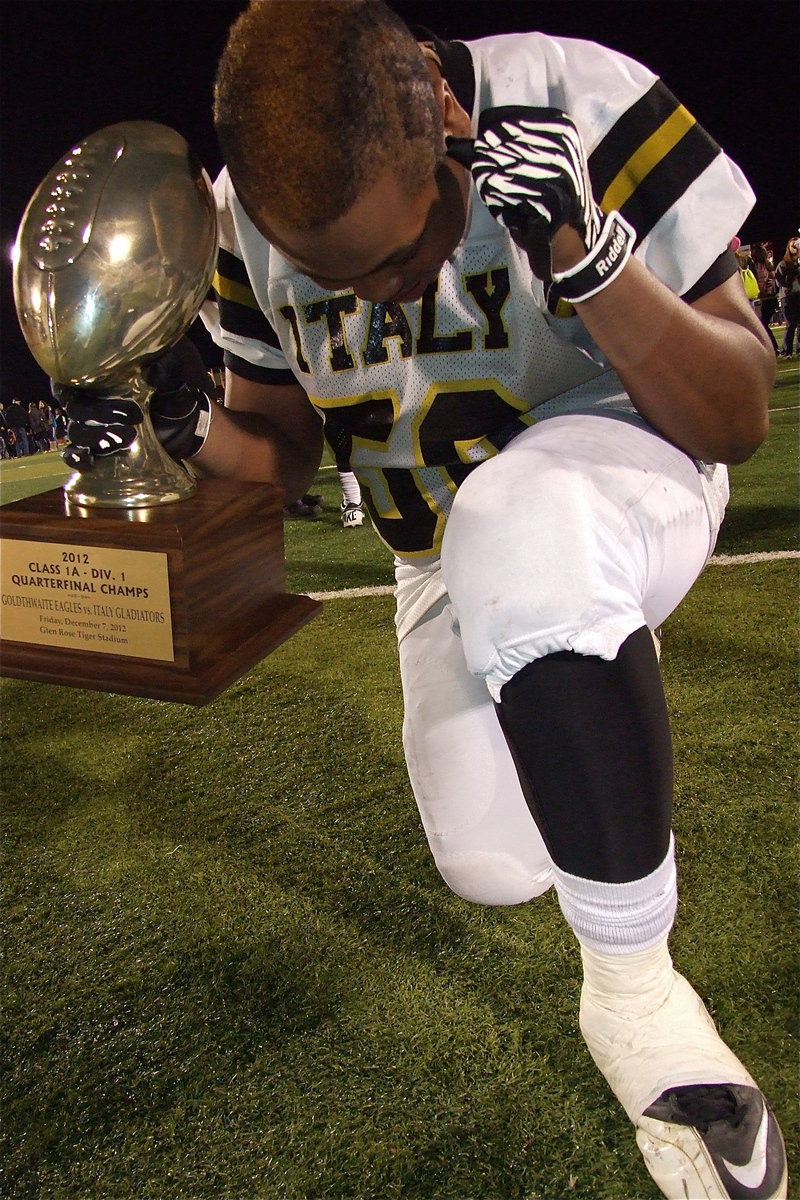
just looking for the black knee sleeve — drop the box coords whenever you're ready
[494,626,673,883]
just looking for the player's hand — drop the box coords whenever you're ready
[52,383,145,470]
[141,343,213,462]
[54,339,213,470]
[457,106,636,302]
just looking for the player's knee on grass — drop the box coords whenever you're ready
[432,848,552,906]
[399,598,554,905]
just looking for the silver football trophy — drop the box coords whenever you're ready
[4,120,320,703]
[13,121,218,508]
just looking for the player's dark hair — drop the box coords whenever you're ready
[214,0,443,232]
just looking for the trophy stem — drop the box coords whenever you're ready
[63,384,197,509]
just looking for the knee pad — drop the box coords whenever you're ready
[441,444,644,699]
[441,416,714,701]
[432,847,553,906]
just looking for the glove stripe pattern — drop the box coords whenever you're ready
[473,108,602,246]
[471,106,634,304]
[54,338,214,470]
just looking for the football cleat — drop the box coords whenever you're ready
[636,1083,787,1199]
[578,943,788,1200]
[341,500,365,529]
[284,493,323,519]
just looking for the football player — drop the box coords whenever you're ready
[59,3,787,1195]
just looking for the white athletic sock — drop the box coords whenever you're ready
[338,469,361,506]
[552,835,677,953]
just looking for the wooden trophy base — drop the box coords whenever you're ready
[0,478,321,705]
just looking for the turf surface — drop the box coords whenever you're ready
[1,360,797,1199]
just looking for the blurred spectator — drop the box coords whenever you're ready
[5,397,31,456]
[776,235,800,358]
[52,401,68,445]
[0,402,10,459]
[38,399,54,449]
[734,244,759,305]
[207,377,226,405]
[28,400,48,452]
[750,242,779,352]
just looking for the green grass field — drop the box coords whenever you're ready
[1,360,798,1200]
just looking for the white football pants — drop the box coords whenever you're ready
[396,413,728,907]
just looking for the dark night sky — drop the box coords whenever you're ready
[2,0,797,401]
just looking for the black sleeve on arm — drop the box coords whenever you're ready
[681,249,739,304]
[170,335,215,390]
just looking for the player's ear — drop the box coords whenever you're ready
[442,83,457,136]
[439,79,471,140]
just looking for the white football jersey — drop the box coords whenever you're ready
[203,30,754,558]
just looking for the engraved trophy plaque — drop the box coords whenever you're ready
[1,122,320,703]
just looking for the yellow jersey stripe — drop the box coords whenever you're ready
[601,105,696,214]
[212,271,261,311]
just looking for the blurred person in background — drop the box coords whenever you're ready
[750,242,779,352]
[4,397,31,457]
[776,235,800,357]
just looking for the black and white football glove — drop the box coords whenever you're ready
[54,338,214,471]
[449,106,635,303]
[53,385,144,470]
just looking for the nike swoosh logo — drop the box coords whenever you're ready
[721,1100,770,1190]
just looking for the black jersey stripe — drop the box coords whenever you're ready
[215,290,283,346]
[216,247,255,291]
[214,248,285,348]
[599,102,698,215]
[588,79,722,243]
[616,121,721,243]
[589,80,685,199]
[213,270,259,310]
[223,349,297,387]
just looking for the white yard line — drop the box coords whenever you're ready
[307,584,396,600]
[707,550,799,566]
[307,551,798,600]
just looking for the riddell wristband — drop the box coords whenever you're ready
[551,210,635,303]
[185,392,213,458]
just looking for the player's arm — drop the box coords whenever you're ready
[550,229,773,464]
[463,107,774,465]
[192,372,324,503]
[56,344,324,505]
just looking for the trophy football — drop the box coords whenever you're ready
[1,121,320,703]
[13,120,216,508]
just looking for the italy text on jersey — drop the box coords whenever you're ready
[205,34,754,557]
